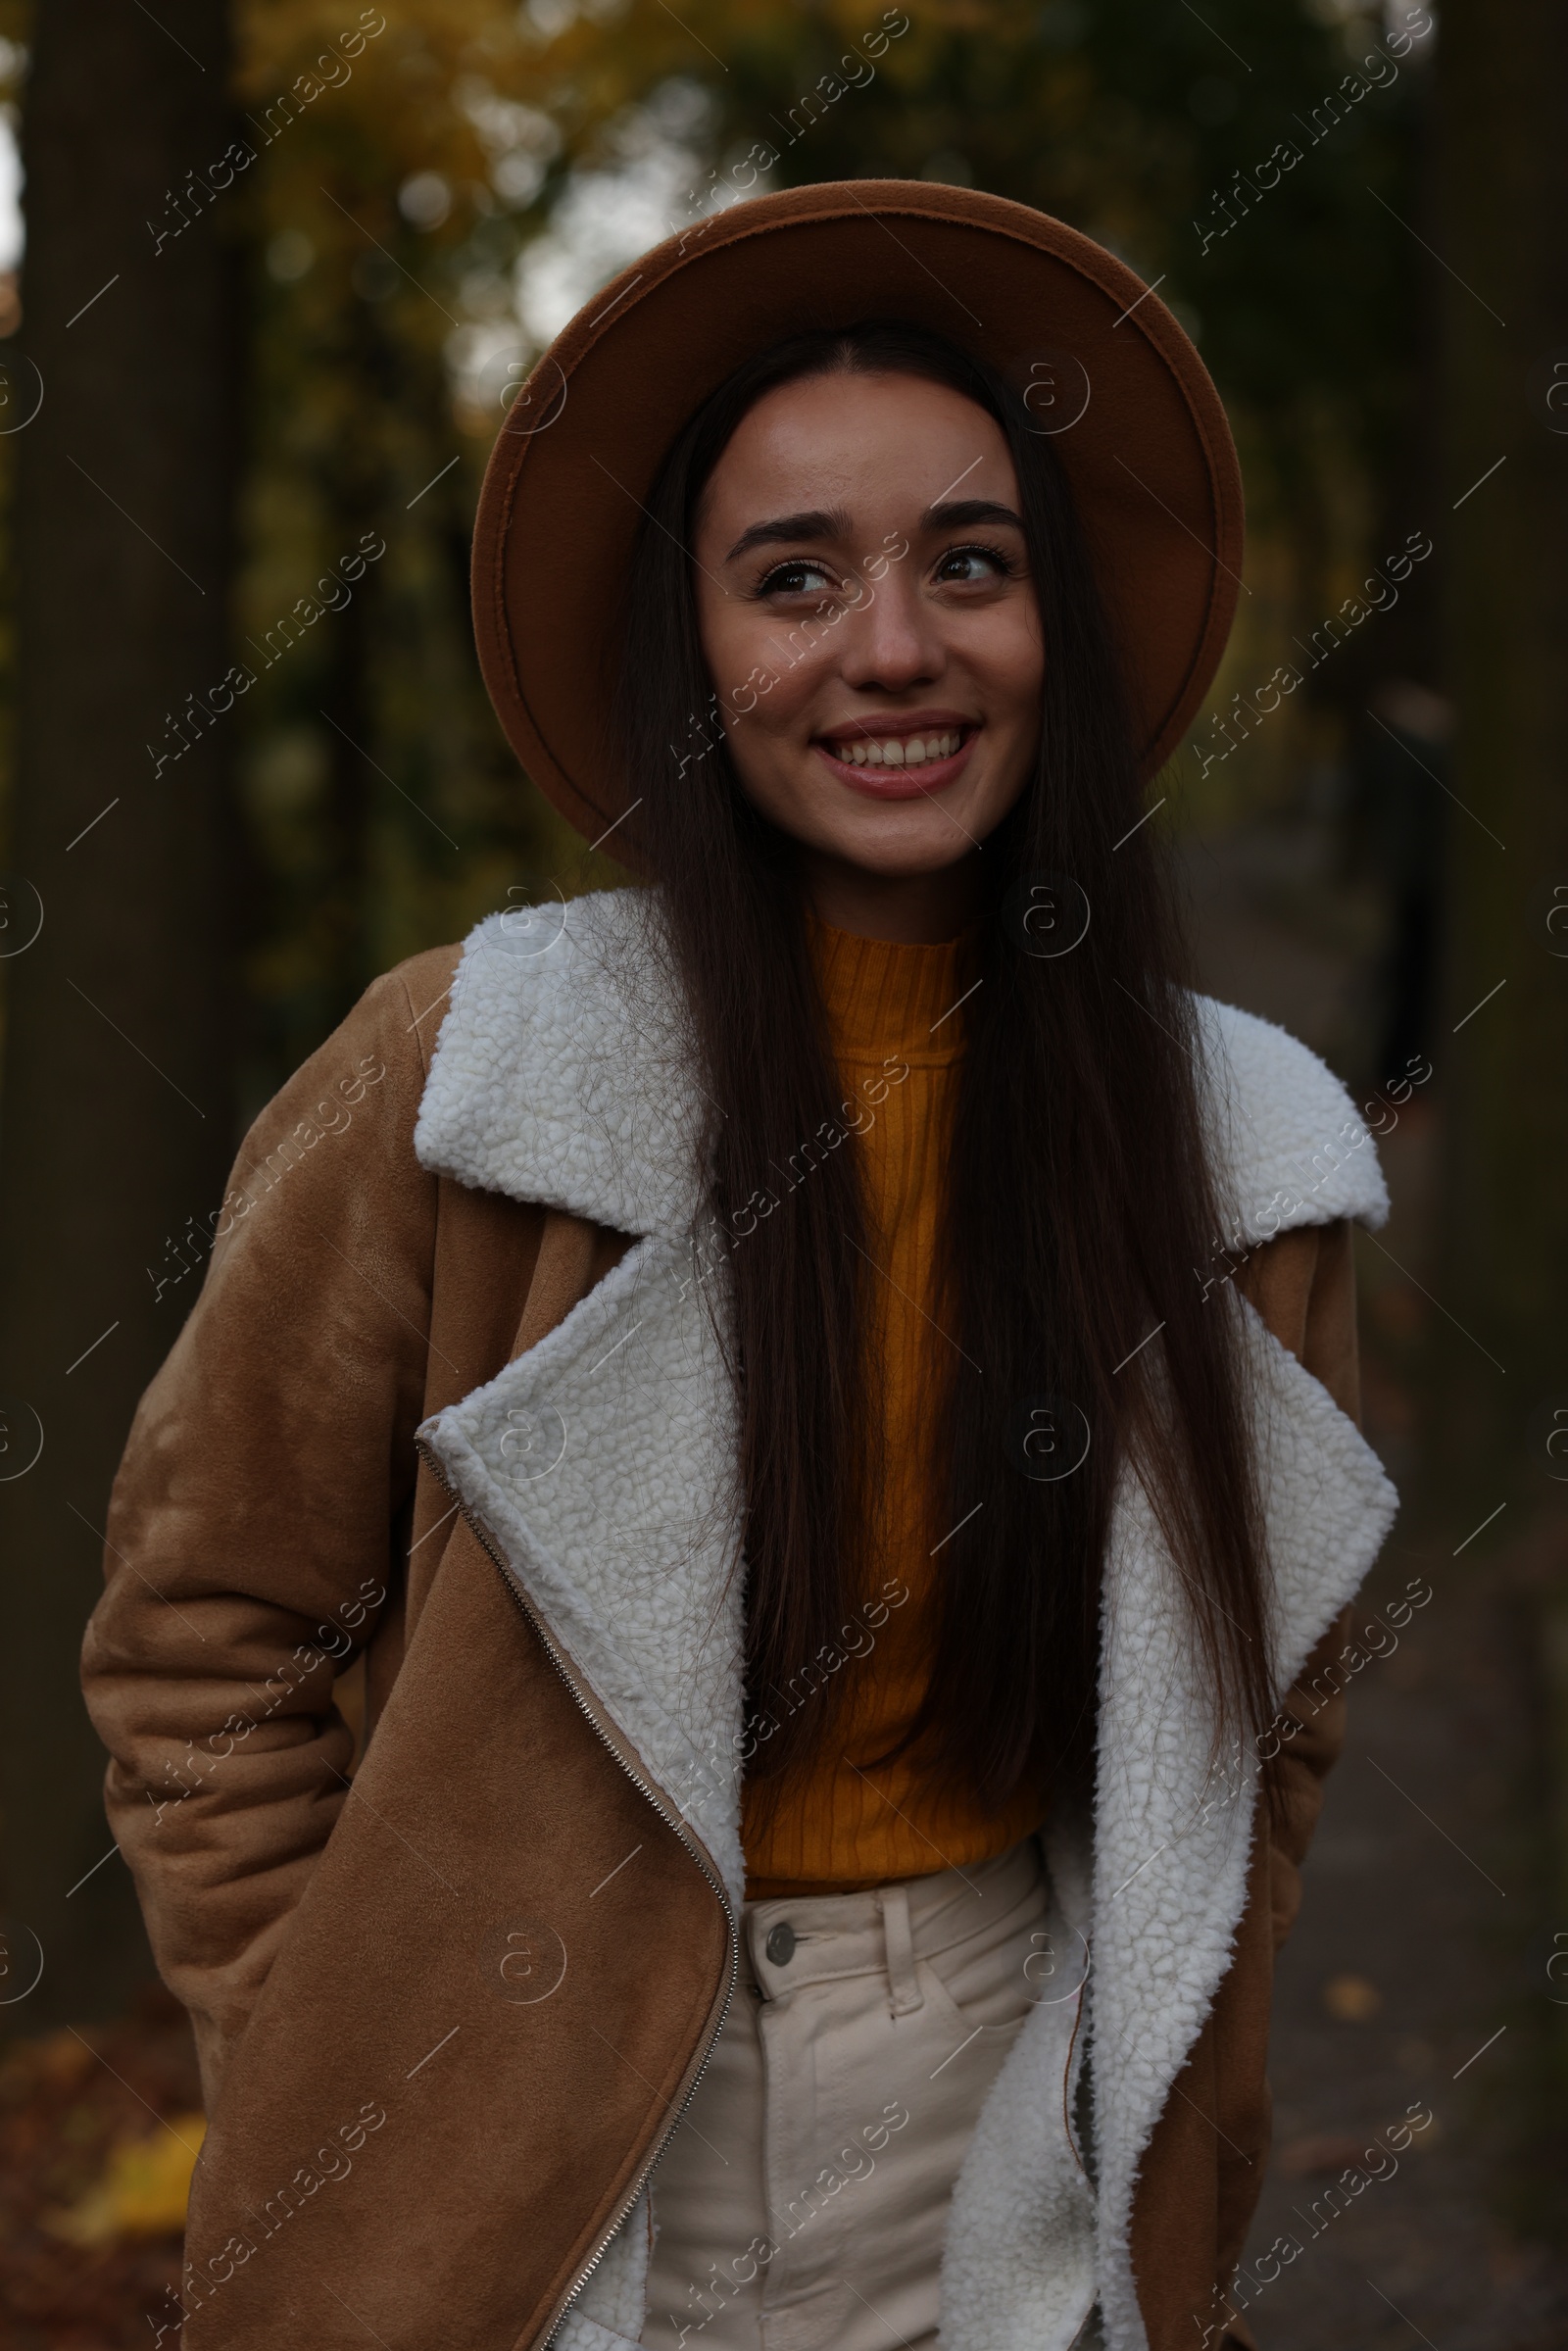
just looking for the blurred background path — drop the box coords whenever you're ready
[1186,815,1568,2351]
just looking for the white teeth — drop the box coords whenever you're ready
[831,730,961,765]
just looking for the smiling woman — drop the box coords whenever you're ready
[612,314,1278,1814]
[85,184,1397,2351]
[691,361,1044,937]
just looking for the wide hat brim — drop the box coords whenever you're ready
[471,179,1244,861]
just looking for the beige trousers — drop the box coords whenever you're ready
[641,1838,1054,2351]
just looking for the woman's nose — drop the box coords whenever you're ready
[836,572,943,693]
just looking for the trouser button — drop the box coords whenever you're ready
[764,1921,797,1966]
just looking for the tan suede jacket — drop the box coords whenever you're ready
[83,942,1376,2351]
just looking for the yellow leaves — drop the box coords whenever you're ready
[41,2113,207,2247]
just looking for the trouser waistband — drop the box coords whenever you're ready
[742,1837,1045,2010]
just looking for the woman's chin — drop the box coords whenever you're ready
[802,810,985,881]
[743,754,1017,880]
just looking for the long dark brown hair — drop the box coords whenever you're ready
[613,319,1271,1814]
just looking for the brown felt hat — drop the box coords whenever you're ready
[471,179,1245,858]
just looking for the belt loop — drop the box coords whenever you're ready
[878,1884,923,2017]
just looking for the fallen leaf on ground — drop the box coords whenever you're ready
[41,2111,206,2245]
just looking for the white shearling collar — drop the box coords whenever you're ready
[414,892,702,1240]
[414,888,1390,1249]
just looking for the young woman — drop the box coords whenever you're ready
[84,183,1397,2351]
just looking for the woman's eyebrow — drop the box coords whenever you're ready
[724,507,853,563]
[923,497,1025,533]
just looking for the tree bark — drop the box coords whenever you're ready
[1432,0,1568,1516]
[0,0,237,2026]
[1435,0,1568,2220]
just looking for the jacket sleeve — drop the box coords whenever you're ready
[80,957,447,2104]
[1232,1217,1362,1950]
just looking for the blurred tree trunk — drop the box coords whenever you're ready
[1432,0,1568,1518]
[316,290,388,1033]
[1434,0,1568,2229]
[0,0,237,2026]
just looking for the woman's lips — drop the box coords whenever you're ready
[811,726,979,799]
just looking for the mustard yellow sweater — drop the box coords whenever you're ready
[742,913,1046,1896]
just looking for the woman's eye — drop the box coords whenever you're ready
[934,542,1012,586]
[758,560,836,599]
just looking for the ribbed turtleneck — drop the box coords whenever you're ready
[805,907,975,1068]
[740,910,1047,1897]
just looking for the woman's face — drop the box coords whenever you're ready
[692,369,1044,926]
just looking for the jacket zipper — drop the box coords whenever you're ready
[413,1438,739,2343]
